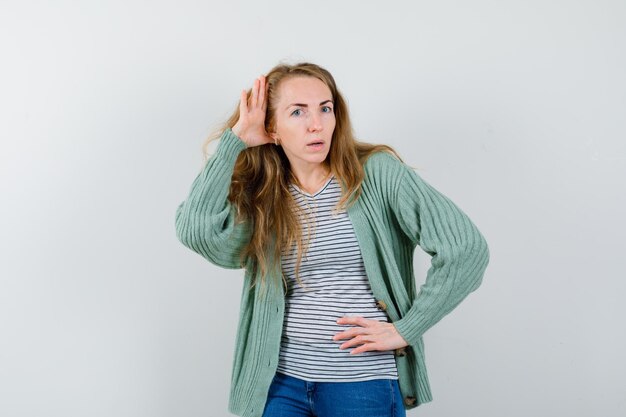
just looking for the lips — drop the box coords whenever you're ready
[307,140,325,146]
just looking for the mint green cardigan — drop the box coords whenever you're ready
[175,128,490,417]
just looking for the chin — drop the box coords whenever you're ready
[314,152,330,163]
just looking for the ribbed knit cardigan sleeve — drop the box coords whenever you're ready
[388,159,490,347]
[174,128,251,269]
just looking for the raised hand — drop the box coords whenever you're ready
[333,316,409,355]
[231,75,274,148]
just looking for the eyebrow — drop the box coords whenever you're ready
[285,100,333,110]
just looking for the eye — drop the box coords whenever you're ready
[290,109,302,116]
[322,106,333,113]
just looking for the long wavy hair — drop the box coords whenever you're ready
[203,62,403,290]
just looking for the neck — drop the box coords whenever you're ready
[290,163,332,194]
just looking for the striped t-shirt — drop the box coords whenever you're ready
[276,175,398,382]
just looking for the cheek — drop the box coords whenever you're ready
[277,123,295,139]
[283,119,309,137]
[327,115,337,131]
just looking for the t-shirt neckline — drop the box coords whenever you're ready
[290,175,335,198]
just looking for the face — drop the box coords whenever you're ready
[270,76,336,171]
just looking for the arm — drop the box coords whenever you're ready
[174,128,251,269]
[391,163,490,347]
[333,157,489,353]
[175,75,273,269]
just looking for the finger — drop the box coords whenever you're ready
[250,78,259,107]
[239,89,248,116]
[336,316,370,327]
[258,75,266,109]
[339,335,374,350]
[350,342,380,355]
[333,327,369,341]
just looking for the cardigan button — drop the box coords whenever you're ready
[395,347,407,357]
[375,300,387,311]
[404,396,417,406]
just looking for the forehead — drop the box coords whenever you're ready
[276,76,332,102]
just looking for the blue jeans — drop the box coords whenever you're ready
[262,372,406,417]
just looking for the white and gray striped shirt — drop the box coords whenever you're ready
[277,175,398,382]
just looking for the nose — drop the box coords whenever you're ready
[308,111,323,132]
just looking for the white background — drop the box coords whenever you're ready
[1,1,625,416]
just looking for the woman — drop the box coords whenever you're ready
[175,62,490,417]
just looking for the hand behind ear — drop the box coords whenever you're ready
[232,75,273,148]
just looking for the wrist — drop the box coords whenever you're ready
[231,125,242,138]
[232,127,250,146]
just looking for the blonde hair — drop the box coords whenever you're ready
[203,62,403,289]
